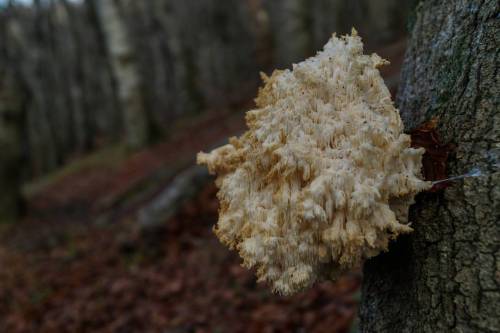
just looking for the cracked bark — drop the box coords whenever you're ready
[359,1,499,332]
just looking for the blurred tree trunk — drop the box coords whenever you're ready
[360,1,499,332]
[91,0,149,149]
[0,72,24,223]
[264,0,312,67]
[263,0,412,69]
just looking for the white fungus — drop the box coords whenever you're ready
[197,30,430,295]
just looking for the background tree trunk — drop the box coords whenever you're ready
[360,1,499,332]
[0,70,24,223]
[92,0,149,150]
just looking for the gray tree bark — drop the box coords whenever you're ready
[92,0,149,150]
[360,1,499,332]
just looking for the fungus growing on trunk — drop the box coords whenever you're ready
[197,30,431,295]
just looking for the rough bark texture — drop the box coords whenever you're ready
[360,1,499,332]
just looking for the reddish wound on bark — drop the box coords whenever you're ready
[410,117,454,192]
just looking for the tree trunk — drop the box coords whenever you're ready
[92,0,149,150]
[0,71,24,223]
[360,1,499,332]
[264,0,413,69]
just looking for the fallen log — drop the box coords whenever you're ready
[137,164,211,229]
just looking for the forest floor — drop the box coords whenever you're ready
[0,39,406,333]
[0,108,361,333]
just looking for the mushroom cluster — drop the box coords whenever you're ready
[197,30,430,295]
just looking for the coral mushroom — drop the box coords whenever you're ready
[197,30,431,295]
